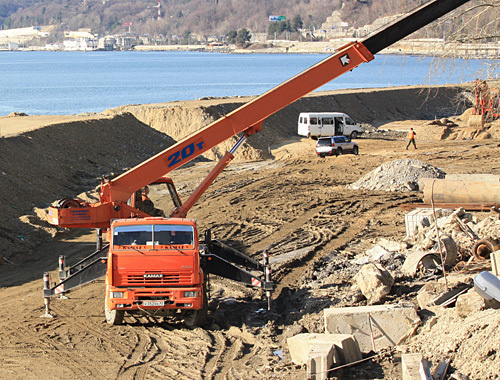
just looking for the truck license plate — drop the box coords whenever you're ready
[143,301,164,307]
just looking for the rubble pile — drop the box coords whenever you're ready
[349,159,446,192]
[293,207,500,379]
[405,207,500,264]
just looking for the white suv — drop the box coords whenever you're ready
[315,136,359,158]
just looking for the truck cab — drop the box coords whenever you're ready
[104,217,207,326]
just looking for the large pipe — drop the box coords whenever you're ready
[420,178,500,204]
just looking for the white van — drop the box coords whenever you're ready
[297,112,363,139]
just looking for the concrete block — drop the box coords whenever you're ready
[332,334,362,364]
[324,304,420,353]
[287,333,324,365]
[287,333,361,366]
[307,343,338,380]
[402,353,432,380]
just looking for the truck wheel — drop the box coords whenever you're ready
[350,131,358,139]
[336,148,342,156]
[353,146,359,155]
[105,296,124,325]
[183,289,208,328]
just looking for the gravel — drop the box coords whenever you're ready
[349,159,446,192]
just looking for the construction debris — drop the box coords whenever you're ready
[349,159,445,192]
[353,263,394,305]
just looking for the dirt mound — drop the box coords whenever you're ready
[350,159,446,192]
[0,84,487,264]
[402,308,500,379]
[0,113,175,263]
[108,84,471,161]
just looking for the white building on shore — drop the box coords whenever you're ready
[62,38,98,51]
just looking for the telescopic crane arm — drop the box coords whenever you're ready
[48,0,471,229]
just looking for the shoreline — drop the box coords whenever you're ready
[4,39,500,59]
[1,84,471,138]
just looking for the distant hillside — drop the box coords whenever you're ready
[1,0,498,44]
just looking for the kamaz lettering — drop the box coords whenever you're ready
[167,139,205,168]
[144,273,164,278]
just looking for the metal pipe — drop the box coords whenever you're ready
[229,135,247,154]
[431,180,449,290]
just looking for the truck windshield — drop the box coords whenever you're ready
[112,224,195,249]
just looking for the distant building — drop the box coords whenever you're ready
[98,37,116,51]
[251,33,267,43]
[64,30,95,39]
[0,26,52,45]
[63,38,98,51]
[317,11,401,40]
[115,36,133,50]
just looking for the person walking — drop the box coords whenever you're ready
[406,128,417,150]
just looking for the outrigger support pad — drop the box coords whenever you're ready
[41,272,54,318]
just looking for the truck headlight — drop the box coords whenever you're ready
[111,291,124,298]
[183,291,199,298]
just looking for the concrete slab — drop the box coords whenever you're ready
[287,333,361,366]
[324,304,420,353]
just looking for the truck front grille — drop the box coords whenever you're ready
[125,274,184,285]
[123,273,193,286]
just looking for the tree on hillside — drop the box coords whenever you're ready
[2,0,500,47]
[268,20,290,38]
[182,30,192,44]
[236,28,251,47]
[226,30,237,44]
[291,14,303,31]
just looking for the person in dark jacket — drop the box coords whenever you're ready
[139,186,164,216]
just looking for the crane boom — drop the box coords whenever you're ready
[103,41,374,203]
[48,0,471,229]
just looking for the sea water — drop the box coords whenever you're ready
[0,50,498,116]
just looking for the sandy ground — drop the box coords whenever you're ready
[0,86,499,379]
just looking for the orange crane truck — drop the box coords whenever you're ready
[42,0,472,326]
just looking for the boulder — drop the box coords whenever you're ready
[354,263,394,304]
